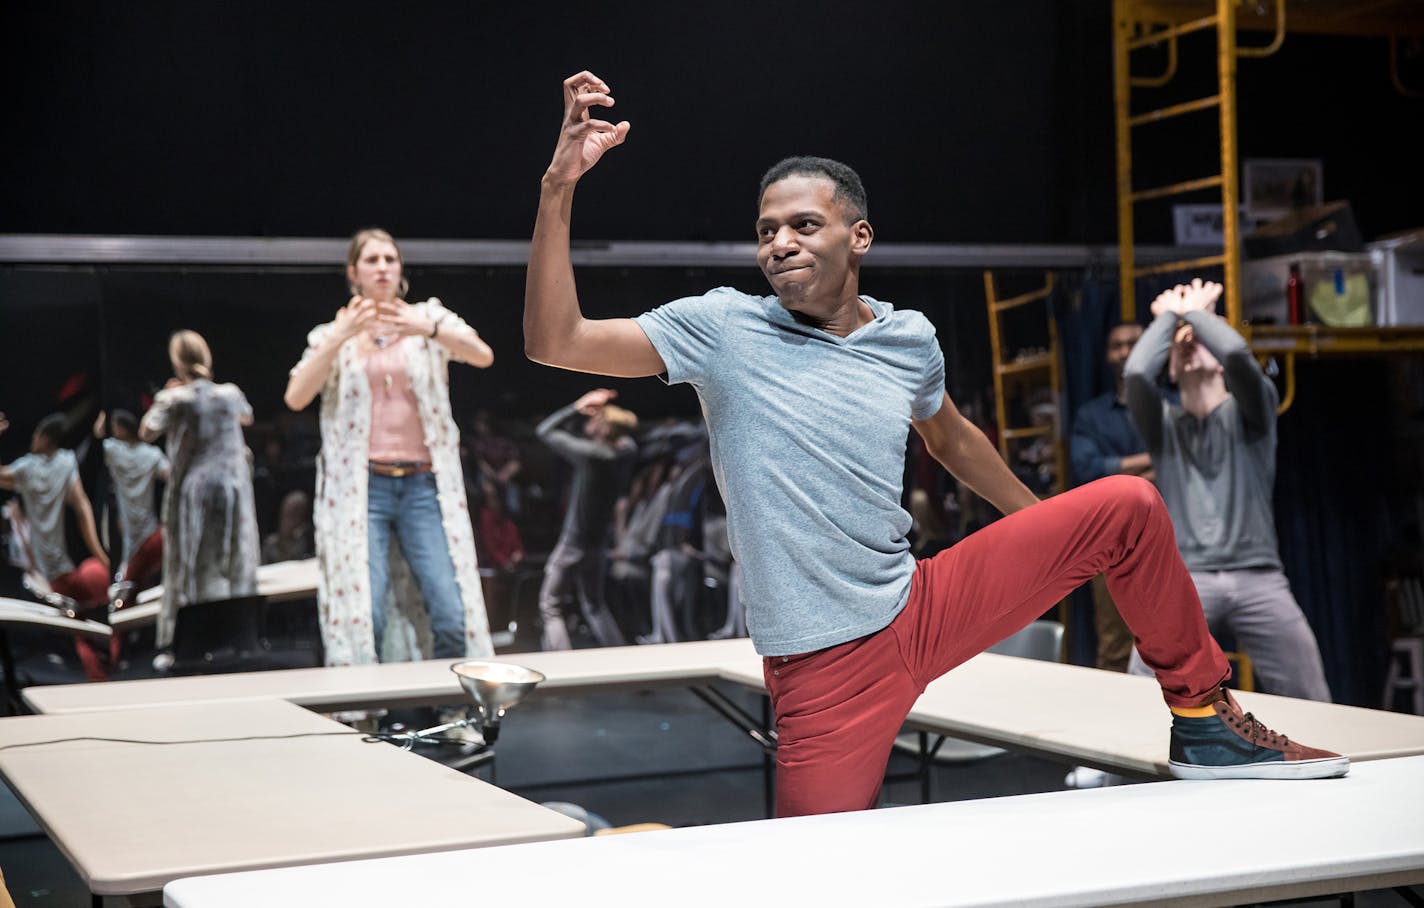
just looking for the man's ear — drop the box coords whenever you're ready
[851,219,874,256]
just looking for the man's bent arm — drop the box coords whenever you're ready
[913,393,1039,517]
[525,72,665,379]
[66,478,109,570]
[525,183,664,377]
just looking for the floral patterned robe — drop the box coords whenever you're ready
[293,299,492,666]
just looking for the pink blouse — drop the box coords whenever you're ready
[364,343,432,463]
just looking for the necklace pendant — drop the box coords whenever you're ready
[384,374,393,392]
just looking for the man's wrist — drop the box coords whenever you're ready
[541,171,578,193]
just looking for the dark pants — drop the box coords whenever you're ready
[538,539,626,651]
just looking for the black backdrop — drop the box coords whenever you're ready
[5,1,1421,243]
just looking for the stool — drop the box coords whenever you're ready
[1383,637,1424,715]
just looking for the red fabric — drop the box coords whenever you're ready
[478,509,524,570]
[49,557,115,681]
[765,475,1230,818]
[49,558,110,609]
[120,528,164,588]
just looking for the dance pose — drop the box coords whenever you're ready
[524,72,1346,817]
[1125,279,1332,701]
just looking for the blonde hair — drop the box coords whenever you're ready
[601,405,639,438]
[346,227,409,297]
[169,330,213,381]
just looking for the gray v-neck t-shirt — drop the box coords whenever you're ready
[636,287,945,656]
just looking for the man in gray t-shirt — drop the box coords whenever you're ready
[521,72,1346,816]
[1124,280,1331,701]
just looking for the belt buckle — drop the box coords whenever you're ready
[390,466,408,477]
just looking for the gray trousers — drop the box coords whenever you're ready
[537,540,627,651]
[1129,567,1331,702]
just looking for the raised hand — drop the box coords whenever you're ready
[1150,286,1186,319]
[544,71,631,186]
[333,296,379,341]
[1178,277,1223,314]
[1152,278,1223,319]
[375,299,433,337]
[574,388,618,415]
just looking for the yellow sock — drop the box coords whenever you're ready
[1170,704,1218,718]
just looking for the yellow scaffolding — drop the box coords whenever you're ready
[1113,0,1424,408]
[984,270,1065,495]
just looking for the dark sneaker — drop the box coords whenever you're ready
[1168,687,1349,780]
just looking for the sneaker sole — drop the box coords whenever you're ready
[1168,755,1350,781]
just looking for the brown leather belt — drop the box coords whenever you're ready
[368,460,433,477]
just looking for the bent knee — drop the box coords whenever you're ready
[1097,474,1162,513]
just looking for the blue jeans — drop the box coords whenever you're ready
[367,470,466,659]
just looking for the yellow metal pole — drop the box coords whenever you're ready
[1217,0,1243,328]
[1113,0,1137,322]
[983,270,1011,462]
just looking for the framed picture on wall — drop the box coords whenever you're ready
[1172,204,1253,246]
[1243,158,1323,221]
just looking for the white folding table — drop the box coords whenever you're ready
[164,754,1424,908]
[0,698,584,901]
[26,640,1424,780]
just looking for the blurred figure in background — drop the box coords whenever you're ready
[535,388,637,650]
[1,413,112,678]
[94,409,168,590]
[1069,321,1150,674]
[141,330,260,654]
[262,489,315,564]
[469,409,524,517]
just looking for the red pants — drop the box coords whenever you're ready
[49,557,116,681]
[121,529,164,588]
[763,475,1230,818]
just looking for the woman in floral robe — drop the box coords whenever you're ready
[284,229,494,665]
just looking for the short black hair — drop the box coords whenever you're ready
[111,409,139,437]
[759,156,868,224]
[34,413,66,446]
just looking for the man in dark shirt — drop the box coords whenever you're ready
[535,388,638,650]
[1070,322,1150,673]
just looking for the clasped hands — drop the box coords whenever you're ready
[1150,277,1223,319]
[335,296,436,342]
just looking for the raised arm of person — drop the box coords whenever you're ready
[913,393,1039,517]
[536,389,624,461]
[66,476,109,572]
[1179,297,1277,436]
[525,71,665,379]
[1123,289,1182,453]
[283,297,378,411]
